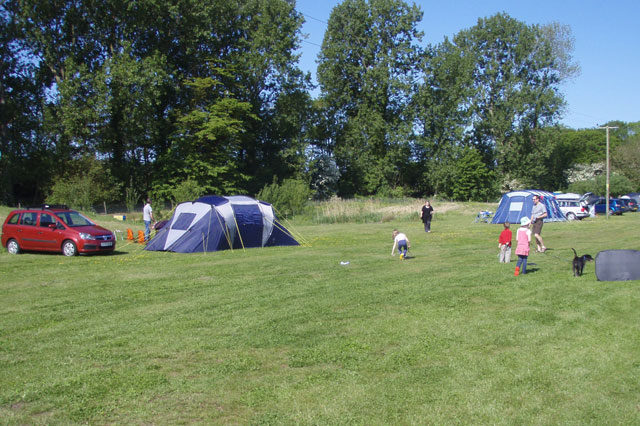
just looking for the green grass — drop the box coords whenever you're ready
[1,204,639,424]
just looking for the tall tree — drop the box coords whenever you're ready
[316,0,423,196]
[9,0,310,204]
[411,38,475,196]
[454,14,566,169]
[0,2,53,203]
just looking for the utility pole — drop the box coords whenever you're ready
[598,125,618,218]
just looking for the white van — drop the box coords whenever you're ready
[555,193,589,220]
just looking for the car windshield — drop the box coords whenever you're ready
[55,211,95,227]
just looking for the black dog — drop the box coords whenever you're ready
[572,248,594,277]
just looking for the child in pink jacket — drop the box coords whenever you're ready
[514,217,531,276]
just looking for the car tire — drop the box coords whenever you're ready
[566,212,576,221]
[7,239,20,254]
[62,240,77,257]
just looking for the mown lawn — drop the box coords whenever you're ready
[1,205,639,424]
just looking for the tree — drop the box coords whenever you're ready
[567,173,634,196]
[449,147,497,201]
[612,135,640,191]
[449,13,569,184]
[412,38,474,196]
[309,153,341,201]
[316,0,423,196]
[0,2,59,204]
[159,68,257,196]
[46,156,120,210]
[257,178,311,218]
[7,0,310,206]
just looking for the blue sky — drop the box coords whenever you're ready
[294,0,640,130]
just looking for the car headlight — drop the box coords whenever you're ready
[79,233,96,240]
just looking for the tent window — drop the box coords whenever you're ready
[172,213,196,230]
[509,202,523,211]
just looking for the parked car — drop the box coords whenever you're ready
[614,198,630,213]
[590,198,623,215]
[1,205,116,256]
[623,192,640,206]
[619,196,639,212]
[554,194,589,221]
[617,198,637,212]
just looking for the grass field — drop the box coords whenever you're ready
[1,203,639,424]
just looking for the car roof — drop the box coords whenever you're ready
[10,205,75,214]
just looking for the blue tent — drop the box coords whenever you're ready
[145,195,299,253]
[491,190,566,224]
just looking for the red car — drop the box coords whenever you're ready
[2,205,115,256]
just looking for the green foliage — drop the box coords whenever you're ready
[149,179,207,208]
[165,72,256,195]
[376,185,406,199]
[449,148,498,201]
[567,173,634,196]
[612,135,640,191]
[2,0,632,207]
[46,157,120,211]
[0,4,51,204]
[309,154,341,201]
[124,178,140,213]
[6,0,309,203]
[169,179,206,204]
[317,0,423,196]
[257,178,311,218]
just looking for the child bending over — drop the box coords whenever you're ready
[391,229,411,260]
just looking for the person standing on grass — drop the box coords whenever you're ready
[420,200,434,233]
[514,217,531,276]
[530,195,548,253]
[391,229,410,260]
[498,222,512,263]
[143,198,155,242]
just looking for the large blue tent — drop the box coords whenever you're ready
[491,190,566,224]
[145,195,299,253]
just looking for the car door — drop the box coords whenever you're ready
[17,212,40,249]
[36,212,63,251]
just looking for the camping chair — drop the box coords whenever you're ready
[473,210,493,223]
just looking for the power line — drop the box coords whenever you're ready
[299,12,328,26]
[301,39,322,48]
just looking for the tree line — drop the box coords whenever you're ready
[1,0,638,209]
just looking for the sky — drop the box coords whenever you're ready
[293,0,640,130]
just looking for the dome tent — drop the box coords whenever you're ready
[145,195,299,253]
[491,190,566,224]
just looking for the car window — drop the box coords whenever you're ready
[56,211,95,227]
[7,214,19,225]
[19,212,38,226]
[39,213,55,227]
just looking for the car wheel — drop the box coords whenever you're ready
[7,239,20,254]
[566,212,576,221]
[62,240,77,257]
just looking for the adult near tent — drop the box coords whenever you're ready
[491,190,566,224]
[145,195,299,253]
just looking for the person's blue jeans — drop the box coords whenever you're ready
[516,255,528,274]
[398,240,408,257]
[144,220,151,241]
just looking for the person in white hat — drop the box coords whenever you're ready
[514,216,532,276]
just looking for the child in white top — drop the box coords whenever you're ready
[391,229,411,259]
